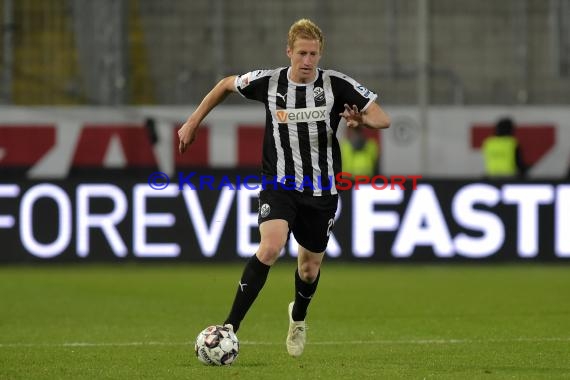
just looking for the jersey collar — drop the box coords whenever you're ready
[286,67,319,86]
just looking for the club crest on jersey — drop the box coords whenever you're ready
[274,106,327,123]
[313,86,325,102]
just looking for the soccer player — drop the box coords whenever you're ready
[178,18,390,357]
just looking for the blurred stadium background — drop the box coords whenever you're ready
[2,0,570,105]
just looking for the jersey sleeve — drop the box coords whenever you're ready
[234,69,273,102]
[329,71,378,112]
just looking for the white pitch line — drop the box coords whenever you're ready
[0,337,569,349]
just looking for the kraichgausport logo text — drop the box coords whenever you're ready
[147,172,421,191]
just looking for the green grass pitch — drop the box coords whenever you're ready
[1,263,569,379]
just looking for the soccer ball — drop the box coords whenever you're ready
[194,325,239,366]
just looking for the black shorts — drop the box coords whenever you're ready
[258,189,338,253]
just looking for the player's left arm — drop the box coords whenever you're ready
[340,102,391,130]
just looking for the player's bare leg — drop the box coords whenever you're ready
[286,245,324,357]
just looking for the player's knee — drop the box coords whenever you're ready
[298,262,320,283]
[256,241,284,265]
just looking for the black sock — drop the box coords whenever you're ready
[292,269,320,321]
[224,255,270,332]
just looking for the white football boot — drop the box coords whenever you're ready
[286,302,306,357]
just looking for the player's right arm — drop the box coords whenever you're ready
[178,75,238,154]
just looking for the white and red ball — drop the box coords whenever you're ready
[194,325,239,366]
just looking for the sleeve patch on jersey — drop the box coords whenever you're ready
[355,84,372,98]
[237,73,251,89]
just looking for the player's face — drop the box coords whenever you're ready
[287,38,321,83]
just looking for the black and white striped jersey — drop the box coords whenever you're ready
[235,67,378,196]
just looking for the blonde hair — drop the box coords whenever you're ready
[288,18,324,53]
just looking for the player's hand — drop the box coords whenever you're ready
[339,104,363,128]
[178,119,199,154]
